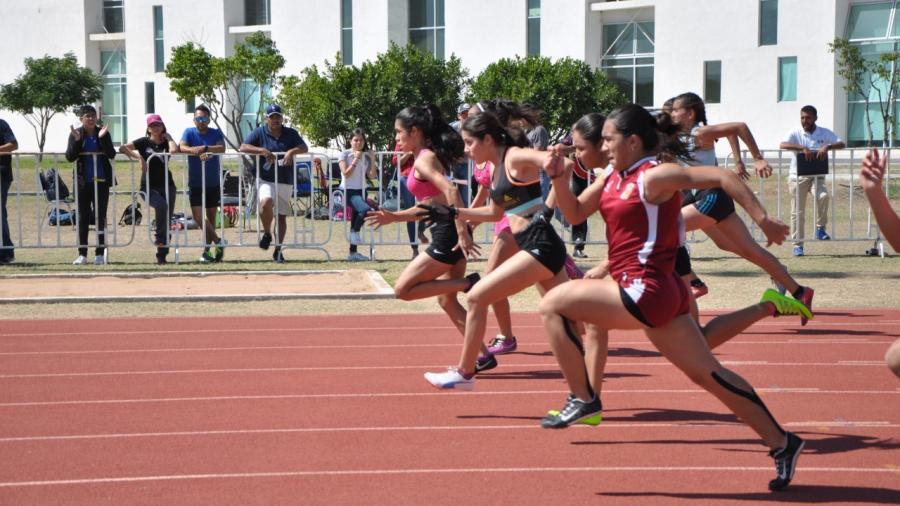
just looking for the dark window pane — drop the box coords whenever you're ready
[759,0,777,46]
[341,0,352,28]
[636,22,654,53]
[153,6,164,72]
[603,24,634,56]
[527,17,540,56]
[635,66,653,106]
[605,67,633,101]
[145,82,155,114]
[704,61,721,104]
[244,0,270,25]
[103,0,124,33]
[410,0,427,28]
[436,0,444,26]
[528,0,541,16]
[410,30,434,54]
[342,29,353,65]
[185,97,195,114]
[778,56,797,102]
[847,2,892,39]
[436,28,444,59]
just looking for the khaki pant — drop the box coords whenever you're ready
[790,176,829,247]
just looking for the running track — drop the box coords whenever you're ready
[1,311,898,505]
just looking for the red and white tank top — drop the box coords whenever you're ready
[600,156,684,288]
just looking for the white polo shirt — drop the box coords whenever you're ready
[783,125,841,177]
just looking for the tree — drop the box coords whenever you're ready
[166,32,285,150]
[279,43,469,151]
[468,56,626,143]
[830,38,900,147]
[0,53,103,160]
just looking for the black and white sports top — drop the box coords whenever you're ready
[489,150,543,217]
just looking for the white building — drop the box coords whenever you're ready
[1,0,897,153]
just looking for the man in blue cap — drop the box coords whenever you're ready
[240,104,308,263]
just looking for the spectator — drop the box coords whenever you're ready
[119,114,178,264]
[0,117,17,264]
[391,141,423,258]
[179,104,227,263]
[338,128,377,261]
[449,103,472,204]
[779,105,845,256]
[858,148,900,378]
[66,105,116,265]
[240,104,308,263]
[521,104,554,207]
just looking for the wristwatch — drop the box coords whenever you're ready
[202,145,209,153]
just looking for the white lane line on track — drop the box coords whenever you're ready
[1,421,896,444]
[0,361,889,379]
[2,388,898,408]
[0,340,894,356]
[0,466,896,488]
[0,320,896,338]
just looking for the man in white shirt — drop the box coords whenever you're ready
[779,105,845,256]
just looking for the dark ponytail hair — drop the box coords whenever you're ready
[674,92,708,126]
[607,104,689,161]
[461,112,529,148]
[348,127,368,151]
[471,98,541,130]
[572,113,606,146]
[396,104,463,172]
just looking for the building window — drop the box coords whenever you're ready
[239,79,272,139]
[103,0,125,33]
[704,61,722,104]
[341,0,352,65]
[153,6,164,72]
[245,0,271,26]
[409,0,444,59]
[527,0,540,56]
[100,49,127,145]
[600,21,655,106]
[845,1,899,146]
[777,57,797,102]
[759,0,777,46]
[185,97,196,114]
[145,82,155,114]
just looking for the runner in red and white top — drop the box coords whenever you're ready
[542,104,809,491]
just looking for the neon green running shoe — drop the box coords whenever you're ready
[760,289,812,321]
[546,394,602,427]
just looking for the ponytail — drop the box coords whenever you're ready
[396,104,463,172]
[462,112,529,149]
[674,92,708,126]
[607,104,689,161]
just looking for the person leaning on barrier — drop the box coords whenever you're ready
[66,105,116,266]
[338,127,377,262]
[779,105,846,257]
[179,104,227,264]
[119,114,178,265]
[858,148,900,378]
[0,117,18,264]
[239,103,308,264]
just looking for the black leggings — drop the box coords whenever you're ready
[76,181,110,256]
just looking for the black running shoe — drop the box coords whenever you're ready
[475,354,497,373]
[463,272,480,293]
[768,432,805,491]
[273,247,285,264]
[259,232,272,250]
[541,395,602,429]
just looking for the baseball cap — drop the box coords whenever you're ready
[146,114,164,126]
[457,103,472,114]
[266,104,283,117]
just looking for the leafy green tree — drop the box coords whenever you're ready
[279,43,468,151]
[0,53,103,159]
[468,56,625,143]
[166,32,285,150]
[830,38,900,147]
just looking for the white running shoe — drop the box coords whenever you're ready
[72,255,87,265]
[347,252,369,262]
[424,367,475,390]
[93,255,106,265]
[349,231,362,245]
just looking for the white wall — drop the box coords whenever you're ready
[445,0,526,75]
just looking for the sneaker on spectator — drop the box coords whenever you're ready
[815,227,831,241]
[572,249,587,259]
[424,367,475,390]
[273,247,285,264]
[475,353,498,373]
[72,255,87,265]
[349,231,362,245]
[796,286,814,326]
[259,232,272,250]
[347,252,369,262]
[0,254,15,264]
[199,250,215,264]
[214,238,227,261]
[792,246,804,257]
[93,255,106,265]
[487,334,517,355]
[541,394,602,429]
[769,432,805,491]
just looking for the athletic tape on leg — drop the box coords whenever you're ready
[711,371,785,436]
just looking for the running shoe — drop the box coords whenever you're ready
[690,278,709,299]
[347,251,369,262]
[572,249,587,259]
[760,289,812,320]
[769,432,805,491]
[72,255,87,265]
[792,245,804,257]
[541,394,602,429]
[547,393,602,426]
[487,334,518,355]
[214,238,227,262]
[424,367,475,390]
[475,353,498,373]
[93,255,106,265]
[259,232,272,250]
[273,247,285,264]
[199,249,215,264]
[797,286,814,326]
[815,227,831,241]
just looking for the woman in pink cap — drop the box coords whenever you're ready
[119,114,179,264]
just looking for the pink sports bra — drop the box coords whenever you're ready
[405,148,443,200]
[473,161,492,188]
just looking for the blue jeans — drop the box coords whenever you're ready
[0,178,12,259]
[346,189,372,233]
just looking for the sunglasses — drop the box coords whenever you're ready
[194,116,211,123]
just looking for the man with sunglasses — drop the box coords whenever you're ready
[179,104,227,263]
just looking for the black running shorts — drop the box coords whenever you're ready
[425,220,465,265]
[514,214,566,275]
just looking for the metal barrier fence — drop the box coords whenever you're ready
[0,147,894,263]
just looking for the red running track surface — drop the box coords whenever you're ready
[0,310,898,505]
